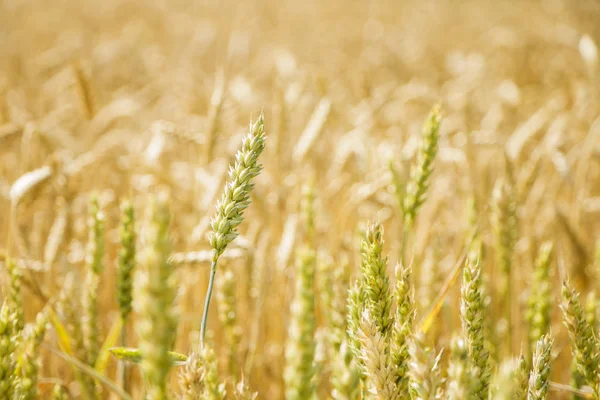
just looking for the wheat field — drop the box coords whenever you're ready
[0,0,600,398]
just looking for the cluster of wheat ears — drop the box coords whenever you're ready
[1,0,600,399]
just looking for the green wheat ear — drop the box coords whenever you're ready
[135,195,178,400]
[360,222,392,336]
[390,262,415,394]
[284,247,317,400]
[84,195,105,368]
[403,104,442,230]
[208,114,267,261]
[117,200,136,324]
[201,114,266,347]
[460,258,490,400]
[116,200,136,392]
[401,104,442,262]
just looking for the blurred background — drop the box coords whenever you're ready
[1,0,600,398]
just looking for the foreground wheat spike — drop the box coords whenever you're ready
[491,177,518,351]
[528,333,553,400]
[408,331,443,400]
[135,196,178,400]
[83,196,105,369]
[179,347,226,400]
[560,281,600,399]
[202,114,266,347]
[360,222,393,335]
[390,263,415,395]
[284,247,317,400]
[0,304,16,397]
[460,258,490,400]
[403,105,441,231]
[16,310,48,400]
[446,335,472,400]
[526,242,553,353]
[358,311,399,400]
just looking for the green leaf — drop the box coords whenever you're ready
[48,347,133,400]
[109,347,188,365]
[419,248,467,334]
[95,316,123,374]
[48,308,73,355]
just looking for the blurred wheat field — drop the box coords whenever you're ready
[1,0,600,398]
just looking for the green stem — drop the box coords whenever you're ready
[200,261,217,348]
[401,222,409,266]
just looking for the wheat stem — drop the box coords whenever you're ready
[200,261,217,348]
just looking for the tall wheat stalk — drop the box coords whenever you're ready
[201,114,266,347]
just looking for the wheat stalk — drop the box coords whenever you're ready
[201,114,266,347]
